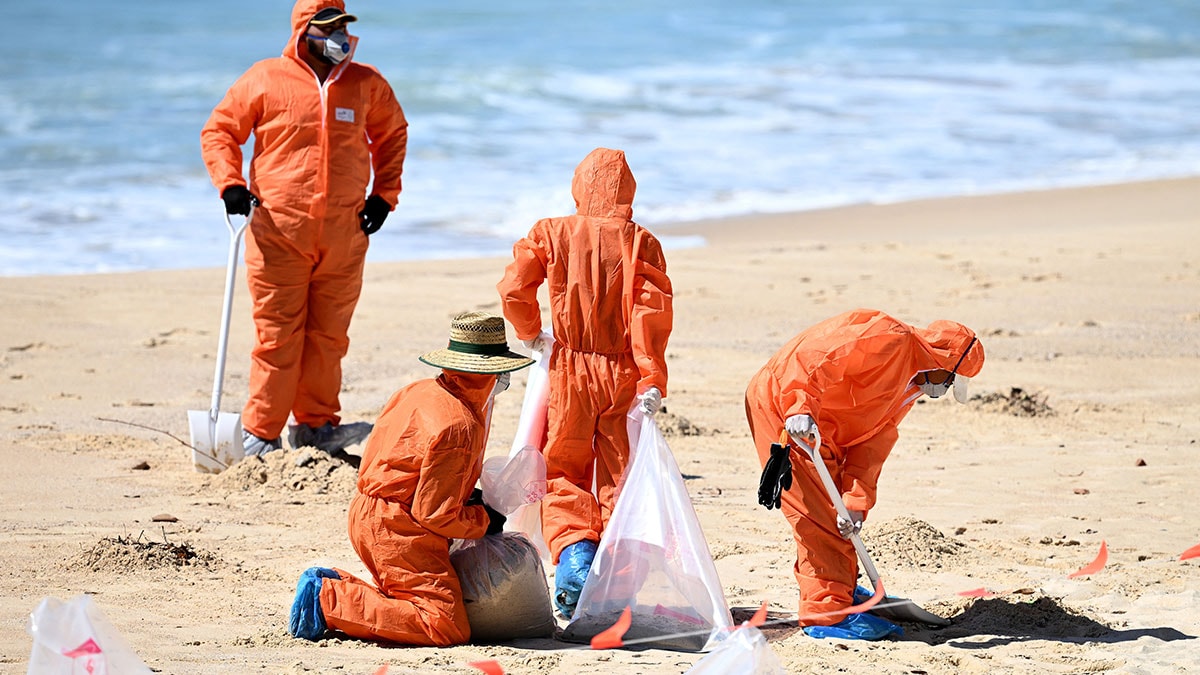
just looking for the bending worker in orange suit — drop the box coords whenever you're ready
[288,312,532,645]
[497,147,673,618]
[200,0,408,457]
[746,308,984,640]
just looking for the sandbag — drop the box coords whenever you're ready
[449,533,555,642]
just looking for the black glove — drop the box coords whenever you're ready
[467,489,506,535]
[757,440,793,510]
[359,194,391,235]
[221,185,258,216]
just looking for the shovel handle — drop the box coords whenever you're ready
[790,431,884,588]
[209,207,253,421]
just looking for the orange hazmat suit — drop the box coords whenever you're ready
[319,371,495,645]
[200,0,408,441]
[744,308,984,625]
[497,148,673,563]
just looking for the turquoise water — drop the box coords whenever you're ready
[2,1,1198,275]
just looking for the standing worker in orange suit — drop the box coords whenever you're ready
[746,308,984,640]
[288,312,532,645]
[200,0,408,457]
[497,147,674,618]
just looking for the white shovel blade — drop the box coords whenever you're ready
[188,410,245,474]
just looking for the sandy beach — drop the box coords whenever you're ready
[2,177,1198,674]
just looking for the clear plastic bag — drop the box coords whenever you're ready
[449,533,556,642]
[498,331,554,558]
[560,412,733,652]
[684,625,786,675]
[26,594,152,674]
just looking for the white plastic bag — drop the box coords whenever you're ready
[684,625,786,675]
[499,330,554,558]
[480,446,547,516]
[561,412,733,652]
[449,533,556,642]
[26,595,152,675]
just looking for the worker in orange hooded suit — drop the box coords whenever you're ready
[497,148,673,618]
[200,0,408,457]
[745,308,984,640]
[287,312,533,645]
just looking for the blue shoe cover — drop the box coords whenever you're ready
[554,540,597,618]
[289,567,341,640]
[803,612,904,640]
[853,585,877,605]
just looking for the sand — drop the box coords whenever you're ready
[1,177,1198,673]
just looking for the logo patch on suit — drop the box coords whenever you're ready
[335,107,355,123]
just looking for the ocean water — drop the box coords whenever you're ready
[2,1,1199,276]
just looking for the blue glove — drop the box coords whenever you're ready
[289,567,341,641]
[554,539,598,618]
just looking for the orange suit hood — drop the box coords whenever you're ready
[288,0,359,64]
[760,308,984,447]
[572,148,636,220]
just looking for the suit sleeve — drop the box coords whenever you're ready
[364,72,408,207]
[497,224,549,341]
[630,230,673,396]
[410,424,489,540]
[839,423,899,513]
[199,68,260,194]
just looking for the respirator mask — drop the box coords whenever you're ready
[308,30,350,64]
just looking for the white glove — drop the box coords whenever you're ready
[638,387,662,416]
[491,371,511,397]
[520,336,549,353]
[785,414,818,445]
[837,510,864,538]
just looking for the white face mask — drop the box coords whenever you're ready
[918,379,953,399]
[309,29,350,64]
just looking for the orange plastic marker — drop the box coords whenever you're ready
[957,588,995,598]
[1180,543,1200,561]
[468,660,504,675]
[1068,540,1108,578]
[590,606,633,650]
[749,601,768,627]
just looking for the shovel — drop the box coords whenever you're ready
[187,208,253,474]
[793,430,951,627]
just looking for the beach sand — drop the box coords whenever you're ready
[2,177,1198,673]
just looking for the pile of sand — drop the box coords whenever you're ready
[655,409,710,437]
[927,594,1112,644]
[204,449,358,499]
[861,517,966,572]
[68,533,218,573]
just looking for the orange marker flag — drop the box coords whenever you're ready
[468,660,504,675]
[373,666,389,675]
[958,588,995,598]
[749,601,768,627]
[1068,540,1108,579]
[1180,543,1200,561]
[590,605,632,650]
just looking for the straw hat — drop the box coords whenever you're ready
[419,311,534,374]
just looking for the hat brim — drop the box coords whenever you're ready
[310,12,358,26]
[419,349,534,374]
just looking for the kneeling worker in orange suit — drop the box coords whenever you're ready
[287,312,533,645]
[497,148,673,618]
[745,308,984,640]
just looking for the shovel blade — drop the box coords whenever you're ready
[870,597,951,627]
[188,410,245,474]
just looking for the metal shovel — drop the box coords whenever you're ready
[187,209,252,474]
[795,431,951,627]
